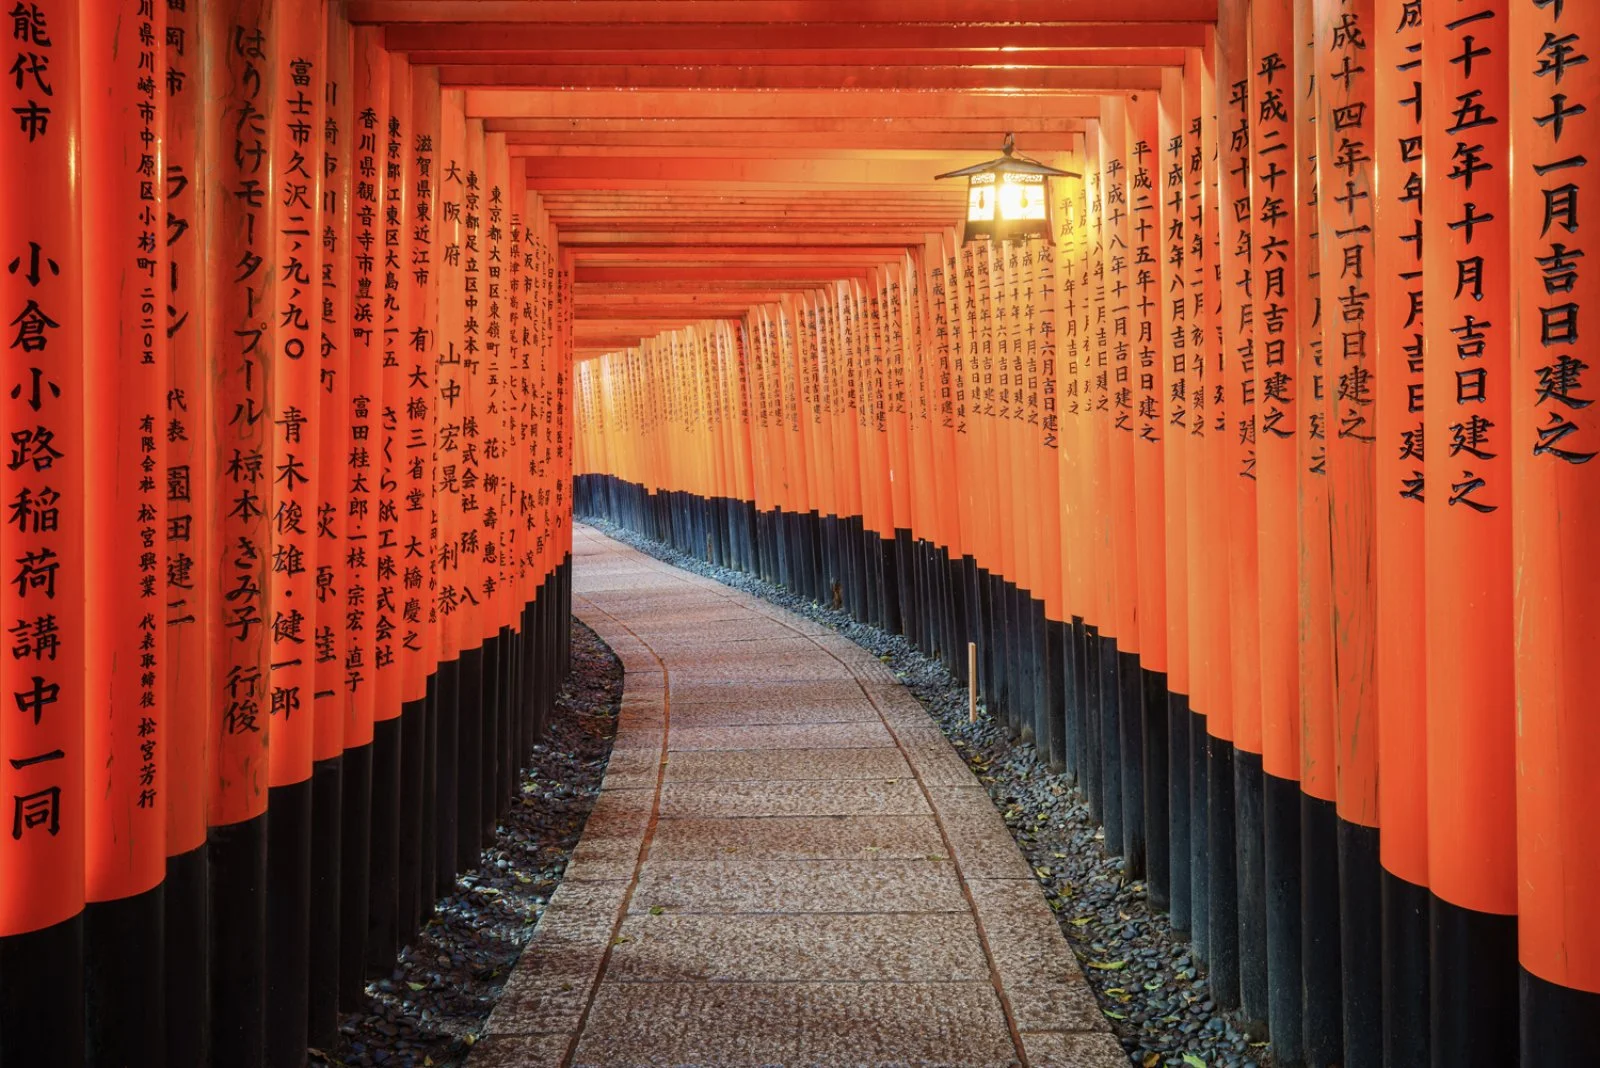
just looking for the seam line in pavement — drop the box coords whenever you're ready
[561,583,672,1068]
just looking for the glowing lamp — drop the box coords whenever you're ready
[936,133,1078,244]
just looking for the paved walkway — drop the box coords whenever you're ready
[473,526,1124,1068]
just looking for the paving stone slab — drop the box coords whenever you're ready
[657,779,930,819]
[1020,1032,1130,1068]
[468,1033,573,1068]
[899,743,980,788]
[967,878,1111,1034]
[598,745,661,791]
[569,982,1020,1068]
[563,787,654,881]
[629,858,966,915]
[646,815,949,862]
[668,699,881,728]
[662,747,910,783]
[666,677,871,708]
[665,721,894,752]
[485,882,628,1036]
[925,786,1037,882]
[603,913,989,982]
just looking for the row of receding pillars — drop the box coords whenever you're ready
[0,2,577,1066]
[572,0,1599,1063]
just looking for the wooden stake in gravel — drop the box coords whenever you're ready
[969,643,978,724]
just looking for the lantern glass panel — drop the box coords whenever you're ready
[967,173,996,222]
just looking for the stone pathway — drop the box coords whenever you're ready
[471,526,1124,1068]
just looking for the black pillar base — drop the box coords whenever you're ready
[1264,770,1304,1067]
[1430,895,1518,1068]
[85,883,165,1068]
[0,913,85,1068]
[1521,967,1600,1066]
[1302,794,1343,1068]
[338,741,373,1009]
[1381,868,1430,1068]
[165,842,210,1067]
[1234,749,1268,1036]
[307,755,344,1048]
[265,776,313,1068]
[209,811,268,1068]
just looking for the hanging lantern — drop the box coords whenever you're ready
[935,133,1079,244]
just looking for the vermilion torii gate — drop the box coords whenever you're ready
[3,3,573,1066]
[3,1,1598,1067]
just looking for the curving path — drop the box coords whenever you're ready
[471,526,1125,1068]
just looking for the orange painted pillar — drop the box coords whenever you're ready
[1236,0,1284,1031]
[454,112,487,870]
[78,0,171,1057]
[1155,64,1192,934]
[0,0,86,1060]
[1508,0,1600,1058]
[340,23,385,1003]
[1080,133,1114,826]
[997,243,1028,735]
[1098,98,1139,862]
[409,63,442,907]
[1422,1,1519,1059]
[478,129,509,848]
[1311,0,1382,1062]
[307,5,351,1044]
[1211,0,1252,1009]
[1128,88,1169,895]
[1180,47,1215,961]
[886,266,915,636]
[1051,168,1088,785]
[1371,2,1430,1058]
[161,0,214,1055]
[202,1,275,1060]
[366,48,410,970]
[1032,231,1066,771]
[264,2,326,1058]
[1282,5,1325,1065]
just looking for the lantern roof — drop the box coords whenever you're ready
[934,134,1081,181]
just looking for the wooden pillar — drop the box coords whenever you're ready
[307,2,351,1046]
[1158,65,1193,935]
[1311,1,1382,1064]
[364,47,408,972]
[0,1,87,1062]
[1098,99,1135,862]
[80,0,170,1060]
[161,0,213,1058]
[1421,1,1520,1061]
[1211,0,1252,1011]
[203,2,275,1060]
[431,84,463,898]
[1129,89,1170,902]
[339,22,385,1004]
[1185,46,1218,964]
[263,3,326,1061]
[1372,3,1431,1061]
[1509,0,1600,1060]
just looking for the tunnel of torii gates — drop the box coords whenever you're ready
[0,0,1595,1066]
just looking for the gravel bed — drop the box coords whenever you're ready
[583,516,1267,1068]
[309,617,622,1068]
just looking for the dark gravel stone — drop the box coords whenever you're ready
[584,516,1269,1068]
[308,617,622,1068]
